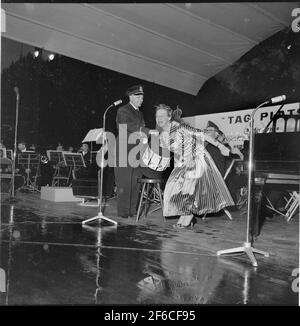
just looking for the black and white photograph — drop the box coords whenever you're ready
[0,1,299,310]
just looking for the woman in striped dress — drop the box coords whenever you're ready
[155,104,234,228]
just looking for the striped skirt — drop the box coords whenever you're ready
[163,151,234,217]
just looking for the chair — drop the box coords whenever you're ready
[52,165,72,187]
[266,190,299,222]
[285,191,299,222]
[136,178,165,223]
[0,157,13,194]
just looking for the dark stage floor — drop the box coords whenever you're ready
[0,192,299,305]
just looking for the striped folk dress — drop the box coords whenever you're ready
[163,122,234,217]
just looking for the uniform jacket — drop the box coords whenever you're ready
[116,102,149,137]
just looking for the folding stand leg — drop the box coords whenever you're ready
[143,183,151,218]
[82,212,118,225]
[82,197,117,225]
[148,184,165,220]
[217,242,269,267]
[136,183,146,223]
[284,192,294,209]
[20,171,40,193]
[157,183,165,222]
[150,206,161,213]
[287,192,299,222]
[265,191,299,222]
[223,209,233,220]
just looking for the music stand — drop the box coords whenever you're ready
[47,150,67,186]
[0,148,7,158]
[82,128,103,143]
[17,152,40,192]
[63,152,86,187]
[47,150,64,165]
[6,149,13,161]
[63,152,86,169]
[82,128,103,164]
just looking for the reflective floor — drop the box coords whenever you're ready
[0,193,298,305]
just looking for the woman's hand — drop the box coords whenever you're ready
[159,131,169,148]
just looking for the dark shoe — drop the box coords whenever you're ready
[190,217,197,228]
[120,215,129,219]
[129,214,137,218]
[265,215,274,221]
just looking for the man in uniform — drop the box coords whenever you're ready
[205,121,244,203]
[114,85,150,218]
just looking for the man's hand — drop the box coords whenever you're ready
[220,145,230,156]
[230,147,244,160]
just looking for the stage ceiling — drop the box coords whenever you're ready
[1,2,296,95]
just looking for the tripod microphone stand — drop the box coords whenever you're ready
[217,99,275,267]
[82,102,119,226]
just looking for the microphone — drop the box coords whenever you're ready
[14,86,19,96]
[266,95,286,104]
[112,100,122,106]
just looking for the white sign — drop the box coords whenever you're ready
[183,103,300,148]
[1,9,6,33]
[292,8,300,33]
[0,268,5,292]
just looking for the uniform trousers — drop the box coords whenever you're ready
[114,166,142,217]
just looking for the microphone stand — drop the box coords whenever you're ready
[217,100,270,267]
[9,87,20,201]
[261,103,285,134]
[82,104,117,226]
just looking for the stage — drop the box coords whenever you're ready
[0,192,298,305]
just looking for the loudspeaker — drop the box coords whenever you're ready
[72,178,98,198]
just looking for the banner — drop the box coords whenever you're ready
[183,102,300,148]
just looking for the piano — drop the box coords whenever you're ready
[254,131,300,176]
[249,131,300,237]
